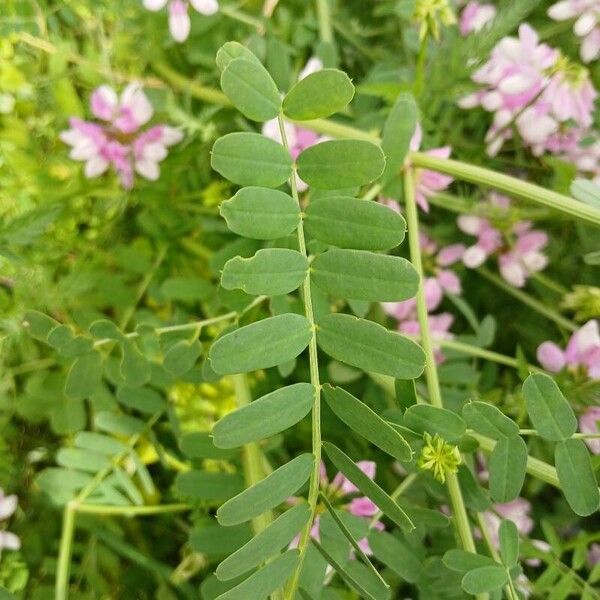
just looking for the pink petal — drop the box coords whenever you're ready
[536,341,566,372]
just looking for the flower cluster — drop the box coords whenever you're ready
[457,193,549,287]
[0,489,20,557]
[549,0,600,63]
[537,319,600,380]
[61,83,183,189]
[143,0,219,42]
[383,232,462,363]
[460,24,597,162]
[417,433,462,483]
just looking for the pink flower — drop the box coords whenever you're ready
[143,0,219,42]
[410,125,453,212]
[61,83,183,189]
[458,24,598,156]
[483,498,534,546]
[549,0,600,63]
[458,194,548,287]
[290,460,383,556]
[0,489,20,556]
[536,319,600,380]
[580,406,600,454]
[588,543,600,566]
[459,2,496,36]
[400,313,455,364]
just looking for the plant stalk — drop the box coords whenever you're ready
[277,114,322,600]
[404,168,479,559]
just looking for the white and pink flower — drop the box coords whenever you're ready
[549,0,600,63]
[537,319,600,380]
[0,489,20,556]
[61,82,183,189]
[579,406,600,454]
[458,194,549,287]
[459,2,496,36]
[143,0,219,42]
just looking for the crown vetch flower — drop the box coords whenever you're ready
[143,0,219,42]
[548,0,600,63]
[459,2,496,36]
[61,82,183,189]
[537,319,600,380]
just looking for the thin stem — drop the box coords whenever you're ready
[410,153,600,228]
[404,167,478,558]
[55,503,77,600]
[219,5,265,33]
[532,271,568,296]
[404,168,443,408]
[477,268,577,332]
[233,374,273,534]
[413,35,428,97]
[476,514,517,600]
[92,295,266,348]
[278,113,322,600]
[315,0,333,43]
[517,429,600,440]
[369,473,418,527]
[74,503,191,516]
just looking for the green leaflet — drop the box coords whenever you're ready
[443,549,498,572]
[180,432,237,460]
[323,385,412,462]
[217,454,313,526]
[74,432,127,456]
[221,58,281,122]
[215,550,300,600]
[322,442,414,531]
[296,140,385,189]
[461,566,508,594]
[209,314,312,374]
[554,439,600,516]
[303,196,406,250]
[56,448,110,472]
[116,386,167,414]
[380,93,418,185]
[488,435,527,503]
[216,41,263,72]
[311,249,419,302]
[64,350,103,400]
[120,339,151,387]
[175,471,244,501]
[282,69,354,120]
[220,187,300,240]
[221,249,308,296]
[311,540,388,600]
[368,530,423,583]
[317,313,425,379]
[211,133,292,188]
[462,401,519,440]
[404,405,466,443]
[216,504,311,581]
[498,519,519,568]
[163,339,202,376]
[212,383,314,448]
[522,373,577,441]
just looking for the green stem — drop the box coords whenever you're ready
[518,429,600,440]
[477,268,577,332]
[369,473,418,527]
[404,168,478,558]
[74,503,191,516]
[404,168,443,408]
[55,503,77,600]
[219,5,265,32]
[233,374,273,534]
[315,0,333,43]
[413,35,428,97]
[278,113,322,600]
[93,295,266,348]
[410,153,600,227]
[152,61,230,106]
